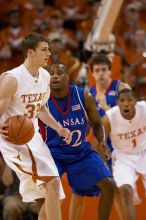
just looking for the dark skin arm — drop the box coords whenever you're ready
[84,90,111,161]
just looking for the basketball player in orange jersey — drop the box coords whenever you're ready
[0,32,72,220]
[102,89,146,220]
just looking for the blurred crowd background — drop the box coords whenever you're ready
[0,0,146,99]
[0,0,146,219]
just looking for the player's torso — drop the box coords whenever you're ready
[109,102,146,153]
[1,64,50,125]
[46,85,91,156]
[89,80,120,152]
[90,80,120,117]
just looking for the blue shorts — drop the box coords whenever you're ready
[53,151,112,196]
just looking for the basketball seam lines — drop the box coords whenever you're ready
[10,117,17,142]
[13,123,34,143]
[9,116,34,144]
[17,115,25,138]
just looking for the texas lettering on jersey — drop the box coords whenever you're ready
[117,125,146,140]
[21,93,46,103]
[21,92,46,119]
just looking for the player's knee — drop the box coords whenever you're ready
[119,184,133,202]
[71,194,84,206]
[3,196,22,219]
[45,177,60,193]
[3,196,19,213]
[97,177,116,197]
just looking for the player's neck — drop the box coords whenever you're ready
[96,78,112,92]
[23,60,39,77]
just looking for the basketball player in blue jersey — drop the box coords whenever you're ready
[69,55,131,220]
[40,62,116,220]
[86,55,131,220]
[89,55,131,151]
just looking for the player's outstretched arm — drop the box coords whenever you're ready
[102,115,111,137]
[39,105,72,143]
[85,90,110,160]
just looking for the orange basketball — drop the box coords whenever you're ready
[5,115,35,145]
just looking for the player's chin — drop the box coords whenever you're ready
[122,111,130,117]
[42,60,49,67]
[51,85,60,90]
[42,62,48,67]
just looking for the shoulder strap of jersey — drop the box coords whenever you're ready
[115,80,121,95]
[75,85,88,119]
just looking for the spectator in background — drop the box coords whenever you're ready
[47,32,81,83]
[125,28,146,99]
[77,33,123,88]
[21,0,53,33]
[47,10,79,51]
[0,6,28,72]
[124,0,146,23]
[114,3,146,52]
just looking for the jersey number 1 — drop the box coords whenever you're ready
[132,139,137,148]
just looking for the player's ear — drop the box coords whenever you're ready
[27,48,33,56]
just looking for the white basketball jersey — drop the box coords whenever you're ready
[0,64,50,130]
[106,101,146,153]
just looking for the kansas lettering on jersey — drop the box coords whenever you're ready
[44,85,92,157]
[106,101,146,153]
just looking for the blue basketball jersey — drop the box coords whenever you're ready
[40,85,112,196]
[89,80,120,117]
[89,80,120,154]
[45,85,93,162]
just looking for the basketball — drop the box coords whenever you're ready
[5,115,35,145]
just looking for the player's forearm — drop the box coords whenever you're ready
[93,122,106,145]
[93,123,110,160]
[39,105,62,132]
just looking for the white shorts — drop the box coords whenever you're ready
[0,132,65,202]
[112,150,146,204]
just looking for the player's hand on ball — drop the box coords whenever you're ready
[58,127,72,145]
[0,124,8,139]
[98,142,111,161]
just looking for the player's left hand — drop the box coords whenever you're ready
[58,127,72,145]
[97,142,111,162]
